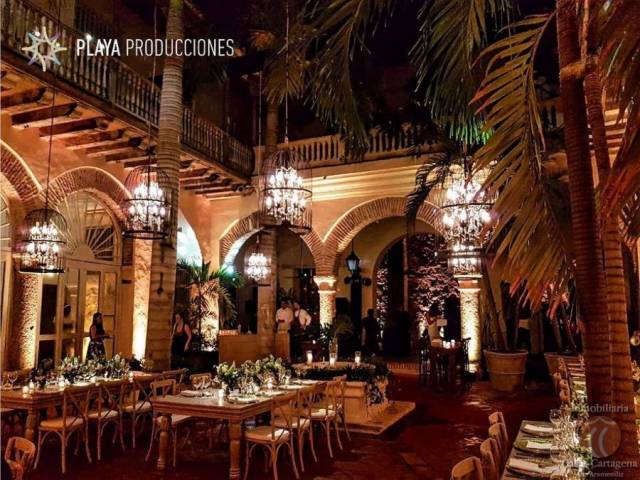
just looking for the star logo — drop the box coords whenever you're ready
[21,27,67,72]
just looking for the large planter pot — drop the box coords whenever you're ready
[484,350,528,392]
[544,352,578,378]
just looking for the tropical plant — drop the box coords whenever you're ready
[177,259,243,333]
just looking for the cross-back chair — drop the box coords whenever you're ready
[4,436,36,480]
[88,381,125,460]
[450,456,484,480]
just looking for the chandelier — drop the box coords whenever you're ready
[245,236,271,283]
[18,209,67,273]
[441,173,492,279]
[260,148,312,234]
[121,164,172,239]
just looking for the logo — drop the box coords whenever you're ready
[589,416,621,458]
[21,27,67,72]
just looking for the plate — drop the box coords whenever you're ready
[514,439,553,455]
[260,390,285,397]
[180,390,200,397]
[506,463,552,479]
[280,384,304,390]
[522,423,554,438]
[228,395,258,404]
[297,379,317,385]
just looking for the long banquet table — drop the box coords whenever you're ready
[151,381,325,480]
[501,419,557,479]
[0,371,161,442]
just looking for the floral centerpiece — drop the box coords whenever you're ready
[215,362,242,390]
[59,356,88,384]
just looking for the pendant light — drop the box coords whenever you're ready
[17,4,67,274]
[259,0,312,235]
[121,1,172,240]
[245,71,271,283]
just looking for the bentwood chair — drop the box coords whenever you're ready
[479,438,499,480]
[162,368,187,386]
[488,411,509,444]
[243,395,300,480]
[309,380,342,458]
[487,423,508,470]
[122,376,153,448]
[4,436,36,480]
[88,381,125,460]
[34,384,94,474]
[450,456,484,480]
[273,389,317,472]
[332,375,351,441]
[146,379,192,467]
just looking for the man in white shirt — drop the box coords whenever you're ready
[293,302,312,329]
[275,300,294,331]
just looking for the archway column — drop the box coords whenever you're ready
[9,272,41,369]
[314,275,337,325]
[459,278,481,373]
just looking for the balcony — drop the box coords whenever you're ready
[1,0,254,198]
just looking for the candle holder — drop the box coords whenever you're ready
[354,351,362,365]
[329,353,337,366]
[306,350,313,365]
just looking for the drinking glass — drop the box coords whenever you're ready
[550,409,563,428]
[7,371,18,389]
[202,377,211,395]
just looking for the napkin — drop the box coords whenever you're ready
[181,390,199,397]
[508,458,555,475]
[526,440,552,450]
[524,424,553,434]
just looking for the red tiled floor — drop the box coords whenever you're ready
[27,376,554,480]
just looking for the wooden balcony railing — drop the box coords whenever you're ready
[1,0,254,178]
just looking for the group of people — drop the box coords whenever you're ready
[275,300,312,332]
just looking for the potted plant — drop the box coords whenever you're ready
[481,267,528,392]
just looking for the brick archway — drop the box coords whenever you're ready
[320,197,444,275]
[219,211,324,268]
[0,142,41,208]
[47,167,129,222]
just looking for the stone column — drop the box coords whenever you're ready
[314,275,337,325]
[9,272,41,370]
[257,230,276,356]
[131,239,153,360]
[459,278,481,373]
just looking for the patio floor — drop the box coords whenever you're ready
[28,376,555,480]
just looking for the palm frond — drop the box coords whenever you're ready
[411,0,510,145]
[473,13,570,306]
[405,151,459,229]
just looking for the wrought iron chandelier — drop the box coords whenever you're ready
[120,3,172,240]
[245,238,271,282]
[258,0,312,235]
[441,169,492,279]
[18,80,67,273]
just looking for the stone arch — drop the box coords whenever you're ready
[320,197,445,275]
[0,141,41,209]
[46,167,129,222]
[219,211,324,269]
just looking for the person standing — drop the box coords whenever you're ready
[362,309,380,355]
[293,302,312,330]
[87,312,109,360]
[275,300,294,332]
[171,311,192,369]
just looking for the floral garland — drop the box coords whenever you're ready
[215,355,288,391]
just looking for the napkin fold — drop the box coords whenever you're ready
[508,458,555,475]
[526,440,552,450]
[524,424,553,434]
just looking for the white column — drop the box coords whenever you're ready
[459,278,481,373]
[314,275,337,325]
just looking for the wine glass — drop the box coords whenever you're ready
[7,371,18,389]
[201,376,211,396]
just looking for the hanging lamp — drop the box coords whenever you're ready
[259,0,312,235]
[245,72,271,283]
[121,2,172,240]
[17,7,67,274]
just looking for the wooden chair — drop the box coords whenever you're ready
[189,372,211,387]
[34,384,94,474]
[488,411,509,444]
[145,379,192,467]
[273,388,317,472]
[161,368,187,385]
[309,380,342,458]
[450,456,484,480]
[4,437,35,480]
[332,375,351,441]
[88,381,125,460]
[479,438,499,480]
[487,423,507,470]
[243,394,299,480]
[189,373,222,447]
[122,376,153,448]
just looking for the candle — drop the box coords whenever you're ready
[306,350,313,365]
[329,353,337,366]
[90,376,97,384]
[22,386,29,396]
[28,381,35,392]
[354,351,362,365]
[58,378,66,389]
[128,371,134,382]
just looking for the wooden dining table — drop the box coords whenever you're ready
[0,371,160,442]
[151,381,324,480]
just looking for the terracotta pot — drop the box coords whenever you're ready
[543,352,579,377]
[484,350,528,392]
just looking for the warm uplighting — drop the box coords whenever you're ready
[441,172,492,279]
[17,209,67,273]
[121,164,172,240]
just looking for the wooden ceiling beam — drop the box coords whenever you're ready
[11,102,78,128]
